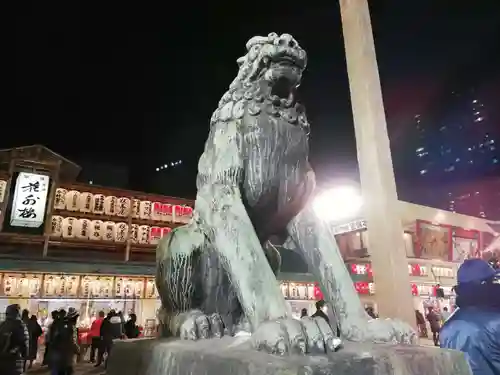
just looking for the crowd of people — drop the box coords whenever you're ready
[1,259,498,375]
[299,260,499,375]
[415,305,451,346]
[0,306,140,375]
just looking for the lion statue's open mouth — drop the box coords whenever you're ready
[208,33,310,132]
[227,33,307,100]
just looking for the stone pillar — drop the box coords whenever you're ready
[339,0,415,327]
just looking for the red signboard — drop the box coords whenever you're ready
[411,283,418,296]
[350,263,372,277]
[183,206,193,217]
[313,282,323,300]
[354,281,370,294]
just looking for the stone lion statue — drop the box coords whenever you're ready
[156,32,416,355]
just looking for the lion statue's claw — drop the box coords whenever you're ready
[251,317,342,356]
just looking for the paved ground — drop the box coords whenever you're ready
[27,362,105,375]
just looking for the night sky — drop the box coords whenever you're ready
[12,1,500,197]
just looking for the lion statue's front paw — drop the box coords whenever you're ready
[177,310,225,340]
[251,317,342,355]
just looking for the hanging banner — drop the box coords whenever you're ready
[10,172,50,228]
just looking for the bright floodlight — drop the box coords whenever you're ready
[313,186,362,222]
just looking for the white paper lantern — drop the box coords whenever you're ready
[74,218,91,240]
[149,226,162,245]
[0,180,6,203]
[151,202,162,221]
[117,197,131,218]
[102,221,116,241]
[138,225,150,244]
[65,190,80,212]
[52,188,67,210]
[90,220,104,241]
[172,205,183,223]
[72,219,83,239]
[115,222,128,242]
[50,215,63,238]
[61,217,77,238]
[92,194,105,215]
[179,206,193,224]
[161,203,173,222]
[139,201,152,220]
[132,199,140,218]
[104,196,118,216]
[129,224,139,243]
[78,192,94,213]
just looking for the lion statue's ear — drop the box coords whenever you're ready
[237,56,246,67]
[245,35,269,51]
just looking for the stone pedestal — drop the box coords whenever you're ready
[339,0,415,326]
[107,338,471,375]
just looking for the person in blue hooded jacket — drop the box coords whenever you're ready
[440,259,500,375]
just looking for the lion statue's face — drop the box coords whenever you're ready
[230,33,307,99]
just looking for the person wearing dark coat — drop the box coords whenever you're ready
[415,309,428,337]
[124,313,140,339]
[365,306,377,319]
[48,308,79,375]
[0,304,30,375]
[42,310,58,366]
[26,315,43,368]
[20,309,30,371]
[95,310,123,368]
[311,300,330,325]
[425,306,441,346]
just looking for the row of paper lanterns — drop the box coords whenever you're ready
[51,216,172,245]
[54,188,193,223]
[1,273,159,299]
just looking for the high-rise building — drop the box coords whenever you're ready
[394,88,500,220]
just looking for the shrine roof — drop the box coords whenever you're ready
[0,144,81,181]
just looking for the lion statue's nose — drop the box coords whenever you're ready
[275,33,298,48]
